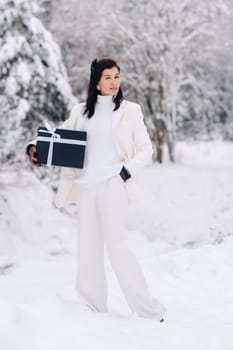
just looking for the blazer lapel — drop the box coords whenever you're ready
[112,100,126,129]
[112,101,126,159]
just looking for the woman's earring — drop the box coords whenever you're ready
[97,85,100,91]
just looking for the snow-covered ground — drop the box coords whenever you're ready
[0,141,233,350]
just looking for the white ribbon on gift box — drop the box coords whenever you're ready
[37,129,86,166]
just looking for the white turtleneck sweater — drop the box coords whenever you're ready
[76,95,123,188]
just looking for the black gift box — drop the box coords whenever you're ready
[36,127,87,169]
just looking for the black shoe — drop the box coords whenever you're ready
[160,318,164,323]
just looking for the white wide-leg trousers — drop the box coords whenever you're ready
[76,175,165,320]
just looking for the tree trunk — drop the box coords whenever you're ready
[152,80,175,163]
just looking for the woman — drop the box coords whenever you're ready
[27,58,166,321]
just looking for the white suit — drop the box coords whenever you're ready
[54,100,153,208]
[34,99,165,320]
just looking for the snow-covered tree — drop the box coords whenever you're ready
[0,0,76,165]
[41,0,233,161]
[176,1,233,139]
[100,0,233,159]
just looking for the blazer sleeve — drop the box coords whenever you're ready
[60,103,82,130]
[124,105,153,177]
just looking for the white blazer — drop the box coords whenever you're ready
[53,99,153,207]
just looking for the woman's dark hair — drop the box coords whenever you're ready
[83,58,124,118]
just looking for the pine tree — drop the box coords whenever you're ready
[0,0,76,165]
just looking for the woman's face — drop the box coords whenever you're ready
[97,66,120,96]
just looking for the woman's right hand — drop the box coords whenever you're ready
[29,146,41,167]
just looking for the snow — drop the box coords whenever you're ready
[17,98,30,120]
[0,36,25,64]
[0,141,233,350]
[16,62,31,86]
[5,76,18,96]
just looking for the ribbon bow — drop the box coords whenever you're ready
[38,126,61,166]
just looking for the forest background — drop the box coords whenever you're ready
[1,0,233,167]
